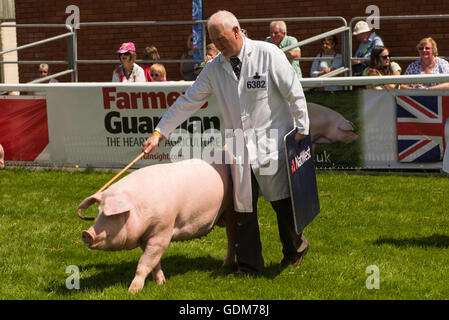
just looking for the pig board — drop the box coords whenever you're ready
[284,130,320,235]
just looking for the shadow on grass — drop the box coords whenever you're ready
[373,233,449,248]
[50,254,283,295]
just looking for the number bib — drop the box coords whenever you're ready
[246,74,267,91]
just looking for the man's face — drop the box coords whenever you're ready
[270,24,285,47]
[208,23,241,58]
[356,31,371,44]
[39,68,48,77]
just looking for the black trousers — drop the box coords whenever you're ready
[235,170,304,272]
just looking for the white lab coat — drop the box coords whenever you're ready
[155,37,309,212]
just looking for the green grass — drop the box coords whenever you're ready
[1,168,448,300]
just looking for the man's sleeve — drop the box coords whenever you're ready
[155,68,213,137]
[270,46,309,135]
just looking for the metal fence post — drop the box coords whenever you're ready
[67,28,78,82]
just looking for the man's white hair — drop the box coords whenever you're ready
[207,10,241,31]
[270,20,287,34]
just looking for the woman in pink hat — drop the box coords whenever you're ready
[112,42,146,82]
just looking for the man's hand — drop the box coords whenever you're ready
[285,49,301,60]
[294,132,306,143]
[143,133,162,154]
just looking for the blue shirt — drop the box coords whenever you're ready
[354,32,384,58]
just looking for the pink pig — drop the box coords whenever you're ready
[0,144,5,169]
[307,102,359,145]
[78,158,236,293]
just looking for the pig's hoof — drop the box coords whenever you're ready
[155,276,166,286]
[128,279,144,294]
[153,271,166,285]
[152,269,166,285]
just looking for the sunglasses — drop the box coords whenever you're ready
[119,52,131,57]
[380,55,391,60]
[151,73,161,77]
[418,46,432,51]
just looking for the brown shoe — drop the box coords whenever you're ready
[292,240,309,267]
[280,236,309,268]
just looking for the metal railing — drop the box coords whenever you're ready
[2,73,449,92]
[0,23,77,82]
[2,14,449,85]
[1,17,349,83]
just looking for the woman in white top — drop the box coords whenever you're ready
[112,42,146,83]
[310,35,344,91]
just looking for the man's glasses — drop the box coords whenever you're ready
[151,73,161,77]
[380,55,391,60]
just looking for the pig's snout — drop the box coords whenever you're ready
[82,230,95,245]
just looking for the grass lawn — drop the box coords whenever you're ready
[0,168,448,300]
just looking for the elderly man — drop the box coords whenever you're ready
[143,10,310,274]
[352,20,384,75]
[265,20,302,78]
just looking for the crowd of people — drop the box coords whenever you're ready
[101,18,449,90]
[13,18,449,91]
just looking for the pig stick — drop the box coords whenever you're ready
[97,152,145,193]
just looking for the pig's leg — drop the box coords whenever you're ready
[152,262,166,285]
[128,235,170,293]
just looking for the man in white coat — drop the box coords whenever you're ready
[143,10,310,274]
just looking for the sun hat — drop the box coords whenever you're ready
[117,42,136,53]
[353,21,371,35]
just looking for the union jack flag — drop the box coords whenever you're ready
[396,95,449,162]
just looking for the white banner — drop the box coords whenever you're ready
[2,84,447,171]
[45,83,222,168]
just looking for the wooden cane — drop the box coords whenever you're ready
[96,152,145,193]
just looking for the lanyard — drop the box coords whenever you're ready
[320,53,336,68]
[360,41,373,57]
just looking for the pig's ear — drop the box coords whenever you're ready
[78,193,102,210]
[101,194,134,216]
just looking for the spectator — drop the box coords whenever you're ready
[240,28,249,38]
[352,21,384,76]
[363,46,401,89]
[150,63,167,82]
[112,42,146,82]
[0,143,4,169]
[310,35,344,91]
[194,43,220,77]
[179,34,197,81]
[401,37,449,89]
[39,63,58,83]
[32,63,58,96]
[265,20,302,78]
[142,45,160,82]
